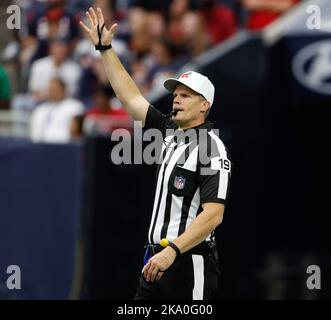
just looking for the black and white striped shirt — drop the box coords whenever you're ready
[144,105,231,245]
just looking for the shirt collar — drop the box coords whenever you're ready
[183,121,214,132]
[174,121,214,144]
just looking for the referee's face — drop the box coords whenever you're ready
[172,84,208,129]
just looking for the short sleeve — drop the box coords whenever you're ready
[199,134,232,204]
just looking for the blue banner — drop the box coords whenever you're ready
[0,139,82,299]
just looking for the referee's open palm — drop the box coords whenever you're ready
[79,7,117,47]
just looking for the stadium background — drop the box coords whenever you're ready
[0,0,330,299]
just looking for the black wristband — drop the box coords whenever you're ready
[168,242,181,257]
[95,24,112,51]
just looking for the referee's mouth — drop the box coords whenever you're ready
[173,108,184,116]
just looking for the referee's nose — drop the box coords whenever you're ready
[173,95,180,106]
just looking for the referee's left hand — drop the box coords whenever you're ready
[79,7,117,47]
[143,247,177,282]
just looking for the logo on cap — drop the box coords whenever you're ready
[180,72,192,78]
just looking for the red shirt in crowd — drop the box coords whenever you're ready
[86,107,133,133]
[246,0,299,30]
[200,4,237,44]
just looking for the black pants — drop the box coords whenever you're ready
[134,251,221,300]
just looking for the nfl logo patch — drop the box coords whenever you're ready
[174,176,186,190]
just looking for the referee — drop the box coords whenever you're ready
[80,7,231,300]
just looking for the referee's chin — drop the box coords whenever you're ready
[173,120,187,130]
[172,116,186,127]
[173,118,201,131]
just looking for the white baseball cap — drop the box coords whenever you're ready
[164,71,215,107]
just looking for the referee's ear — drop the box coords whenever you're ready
[200,100,210,118]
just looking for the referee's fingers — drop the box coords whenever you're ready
[79,21,90,34]
[149,266,159,282]
[96,7,104,26]
[143,262,151,279]
[156,271,164,282]
[89,7,98,25]
[109,23,118,36]
[143,264,149,279]
[85,11,94,28]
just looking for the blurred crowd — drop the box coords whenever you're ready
[0,0,300,143]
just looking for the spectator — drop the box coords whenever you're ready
[181,12,213,58]
[128,9,156,56]
[130,58,151,95]
[28,37,81,103]
[130,0,170,13]
[167,0,197,49]
[70,114,85,141]
[74,36,130,106]
[198,0,237,44]
[24,0,80,63]
[84,85,132,136]
[146,37,188,91]
[241,0,300,30]
[30,77,84,143]
[128,0,169,55]
[75,49,109,106]
[0,65,11,110]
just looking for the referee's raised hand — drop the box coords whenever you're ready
[79,7,117,47]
